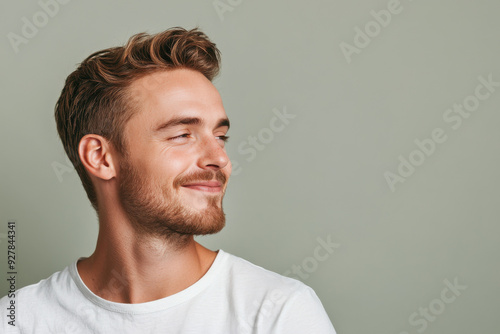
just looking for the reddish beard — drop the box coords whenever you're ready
[118,159,228,249]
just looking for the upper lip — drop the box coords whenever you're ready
[182,181,222,187]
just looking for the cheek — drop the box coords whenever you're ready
[167,149,193,167]
[156,150,192,180]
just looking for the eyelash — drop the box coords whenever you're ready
[170,134,230,143]
[218,135,230,143]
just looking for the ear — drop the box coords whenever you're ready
[78,135,117,181]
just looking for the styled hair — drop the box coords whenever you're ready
[54,27,221,212]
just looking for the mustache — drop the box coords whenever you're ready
[173,170,227,188]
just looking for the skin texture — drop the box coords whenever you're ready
[76,68,232,303]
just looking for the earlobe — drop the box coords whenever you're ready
[78,135,117,181]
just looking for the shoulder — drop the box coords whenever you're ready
[7,265,72,301]
[218,250,324,309]
[219,250,336,333]
[221,250,307,293]
[0,265,74,331]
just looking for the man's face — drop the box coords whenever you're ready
[117,68,232,243]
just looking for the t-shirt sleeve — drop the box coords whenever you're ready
[272,285,337,334]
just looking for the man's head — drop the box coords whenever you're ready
[55,27,231,242]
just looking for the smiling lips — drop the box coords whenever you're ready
[181,181,223,193]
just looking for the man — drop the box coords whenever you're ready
[1,27,336,333]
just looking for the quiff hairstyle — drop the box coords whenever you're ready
[55,27,221,212]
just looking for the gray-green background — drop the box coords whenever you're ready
[1,0,499,333]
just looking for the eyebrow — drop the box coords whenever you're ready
[153,116,230,133]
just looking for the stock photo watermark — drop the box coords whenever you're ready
[4,221,17,328]
[51,155,75,183]
[52,106,295,181]
[213,0,244,21]
[7,0,72,54]
[384,73,498,192]
[231,106,296,176]
[282,234,340,280]
[339,0,417,64]
[397,277,467,334]
[54,267,135,333]
[237,234,340,333]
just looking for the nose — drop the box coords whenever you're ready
[197,135,230,171]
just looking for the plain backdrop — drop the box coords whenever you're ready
[1,0,499,333]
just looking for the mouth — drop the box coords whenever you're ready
[181,181,223,193]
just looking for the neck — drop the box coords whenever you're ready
[77,205,217,304]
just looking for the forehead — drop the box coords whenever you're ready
[127,68,226,127]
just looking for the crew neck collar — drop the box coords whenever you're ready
[68,249,227,314]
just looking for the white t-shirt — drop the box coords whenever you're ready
[1,250,336,333]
